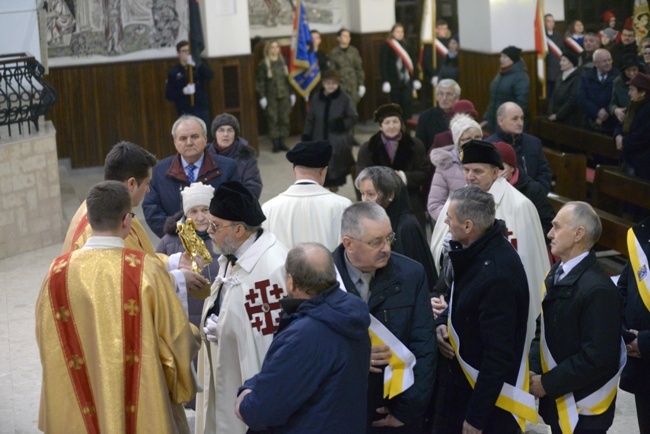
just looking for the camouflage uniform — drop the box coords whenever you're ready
[255,59,292,141]
[329,46,365,105]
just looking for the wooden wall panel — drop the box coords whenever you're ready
[47,54,258,168]
[356,32,391,122]
[457,50,539,127]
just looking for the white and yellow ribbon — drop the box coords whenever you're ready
[627,227,650,313]
[447,283,538,431]
[368,315,416,399]
[540,277,626,433]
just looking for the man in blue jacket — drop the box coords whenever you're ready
[143,115,239,238]
[236,242,371,433]
[333,202,436,433]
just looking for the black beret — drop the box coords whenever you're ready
[373,103,403,123]
[209,181,266,226]
[286,140,332,168]
[561,50,580,67]
[460,140,504,170]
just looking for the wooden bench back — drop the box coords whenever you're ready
[592,166,650,213]
[542,147,587,201]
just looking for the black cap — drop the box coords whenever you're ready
[373,103,403,124]
[286,140,332,168]
[460,140,504,170]
[209,181,266,226]
[562,50,580,67]
[502,46,522,63]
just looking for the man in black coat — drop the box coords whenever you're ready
[332,201,436,433]
[529,202,623,434]
[544,14,565,98]
[610,27,639,70]
[578,49,620,134]
[435,186,531,434]
[415,79,460,151]
[617,216,650,433]
[486,102,552,193]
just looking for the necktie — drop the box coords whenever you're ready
[225,254,237,266]
[554,265,564,285]
[186,163,197,183]
[358,273,372,302]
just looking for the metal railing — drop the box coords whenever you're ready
[0,52,57,138]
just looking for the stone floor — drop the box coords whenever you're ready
[0,124,641,433]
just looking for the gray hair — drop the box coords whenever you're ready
[285,243,338,296]
[171,115,208,138]
[564,201,602,247]
[436,79,461,98]
[449,186,495,233]
[341,202,389,239]
[354,166,403,200]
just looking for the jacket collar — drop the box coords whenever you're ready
[544,251,596,300]
[448,220,508,278]
[165,150,223,183]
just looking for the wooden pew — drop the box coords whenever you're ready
[542,147,587,201]
[592,165,650,216]
[532,116,620,162]
[547,193,631,256]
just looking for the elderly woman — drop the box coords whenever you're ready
[427,114,483,221]
[156,182,220,328]
[610,54,642,124]
[255,39,295,153]
[615,73,650,181]
[355,166,437,288]
[210,113,263,199]
[547,51,582,127]
[357,103,432,229]
[302,69,358,189]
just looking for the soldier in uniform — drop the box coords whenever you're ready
[255,40,296,153]
[330,28,366,106]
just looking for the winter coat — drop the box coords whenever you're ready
[618,217,650,395]
[511,171,554,239]
[436,220,529,432]
[142,151,239,238]
[302,87,358,183]
[155,213,221,328]
[579,66,620,132]
[238,285,371,433]
[609,75,631,116]
[210,137,262,199]
[484,60,530,132]
[415,106,449,151]
[358,133,432,226]
[614,97,650,181]
[486,131,552,193]
[427,145,465,221]
[333,246,436,428]
[548,68,582,127]
[529,252,622,432]
[386,187,438,289]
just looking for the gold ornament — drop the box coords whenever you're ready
[177,218,213,274]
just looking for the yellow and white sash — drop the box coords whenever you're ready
[627,227,650,312]
[368,315,416,399]
[447,283,538,431]
[540,314,626,434]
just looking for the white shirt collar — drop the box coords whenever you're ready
[81,236,125,250]
[293,179,319,185]
[558,251,590,280]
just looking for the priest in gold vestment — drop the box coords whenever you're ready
[36,181,200,433]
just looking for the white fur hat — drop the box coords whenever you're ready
[450,113,482,148]
[181,182,215,215]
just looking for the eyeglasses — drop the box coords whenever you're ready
[207,221,237,232]
[349,232,396,249]
[125,212,135,219]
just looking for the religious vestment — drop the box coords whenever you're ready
[36,237,200,433]
[195,230,289,434]
[261,181,352,250]
[430,177,549,349]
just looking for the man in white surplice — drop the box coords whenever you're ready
[430,140,549,351]
[262,140,352,250]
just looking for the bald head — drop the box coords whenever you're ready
[285,243,338,297]
[593,49,613,74]
[496,102,524,135]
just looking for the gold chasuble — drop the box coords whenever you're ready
[61,201,157,255]
[36,247,200,433]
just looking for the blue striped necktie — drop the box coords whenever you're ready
[186,163,197,183]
